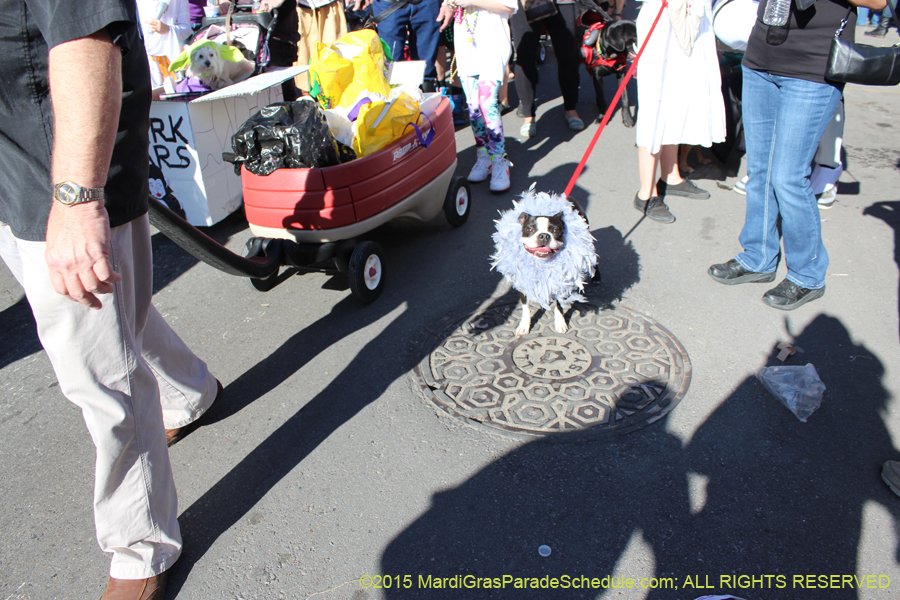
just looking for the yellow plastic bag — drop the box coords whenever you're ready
[352,92,420,158]
[308,42,354,110]
[309,30,390,109]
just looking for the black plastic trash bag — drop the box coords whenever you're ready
[224,99,356,175]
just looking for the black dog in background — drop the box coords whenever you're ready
[577,6,638,127]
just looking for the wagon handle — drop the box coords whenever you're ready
[147,196,283,279]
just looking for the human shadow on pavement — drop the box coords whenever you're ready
[0,295,41,371]
[164,192,644,596]
[863,200,900,344]
[380,314,900,600]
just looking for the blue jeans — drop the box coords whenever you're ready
[373,0,441,81]
[735,66,842,289]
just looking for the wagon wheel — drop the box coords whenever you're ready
[348,241,385,303]
[537,39,547,65]
[443,176,471,227]
[245,238,281,292]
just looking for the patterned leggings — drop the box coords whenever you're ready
[460,75,505,157]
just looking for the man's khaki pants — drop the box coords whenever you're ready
[0,214,217,579]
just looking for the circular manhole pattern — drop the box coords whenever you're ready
[409,300,692,438]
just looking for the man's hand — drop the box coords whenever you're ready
[45,202,121,309]
[146,19,170,34]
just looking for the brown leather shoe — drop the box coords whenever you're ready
[100,571,168,600]
[165,379,223,447]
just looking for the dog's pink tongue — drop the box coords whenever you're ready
[536,247,552,253]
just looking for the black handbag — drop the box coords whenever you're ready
[524,0,558,22]
[825,0,900,86]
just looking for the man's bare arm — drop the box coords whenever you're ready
[45,30,123,309]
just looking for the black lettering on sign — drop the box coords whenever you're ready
[152,145,191,169]
[149,115,193,169]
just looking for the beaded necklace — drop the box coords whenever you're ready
[454,6,478,44]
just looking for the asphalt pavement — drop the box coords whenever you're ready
[2,20,900,600]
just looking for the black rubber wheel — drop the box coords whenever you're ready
[537,41,547,65]
[245,238,281,292]
[249,272,280,292]
[348,241,385,303]
[443,176,471,227]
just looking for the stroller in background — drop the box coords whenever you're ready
[170,3,284,95]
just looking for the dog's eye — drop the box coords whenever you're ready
[549,225,561,235]
[523,226,535,236]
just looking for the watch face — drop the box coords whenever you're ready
[59,183,78,205]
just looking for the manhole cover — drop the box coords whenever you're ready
[410,300,691,437]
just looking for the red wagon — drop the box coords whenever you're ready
[149,94,470,303]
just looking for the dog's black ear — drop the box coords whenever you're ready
[518,212,529,225]
[552,212,564,220]
[607,26,627,53]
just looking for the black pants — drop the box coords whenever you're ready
[509,2,581,117]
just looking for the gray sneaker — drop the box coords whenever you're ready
[634,193,675,224]
[882,460,900,498]
[657,178,710,199]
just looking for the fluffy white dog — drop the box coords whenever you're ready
[172,40,255,91]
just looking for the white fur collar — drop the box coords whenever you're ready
[490,188,597,310]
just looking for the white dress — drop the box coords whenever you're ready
[635,0,726,154]
[453,0,517,82]
[136,0,192,88]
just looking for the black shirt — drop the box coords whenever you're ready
[742,0,855,84]
[0,0,152,242]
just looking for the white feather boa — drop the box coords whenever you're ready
[490,189,598,311]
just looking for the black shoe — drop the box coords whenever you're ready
[634,193,675,223]
[657,178,710,199]
[865,21,889,36]
[708,259,777,285]
[762,279,825,310]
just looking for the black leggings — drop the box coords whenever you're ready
[509,2,581,116]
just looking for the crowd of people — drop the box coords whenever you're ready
[0,0,895,598]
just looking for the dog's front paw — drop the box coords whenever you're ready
[515,324,531,336]
[553,311,569,334]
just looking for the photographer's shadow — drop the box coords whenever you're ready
[381,314,900,599]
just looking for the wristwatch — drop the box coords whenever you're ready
[53,181,105,206]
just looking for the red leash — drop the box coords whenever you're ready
[563,0,669,199]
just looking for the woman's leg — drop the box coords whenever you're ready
[461,75,488,150]
[476,79,506,156]
[510,5,538,121]
[736,66,782,275]
[545,4,581,117]
[769,76,841,288]
[658,145,682,184]
[637,146,659,200]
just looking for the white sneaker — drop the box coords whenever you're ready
[489,154,510,192]
[733,175,748,195]
[468,148,491,183]
[817,184,836,209]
